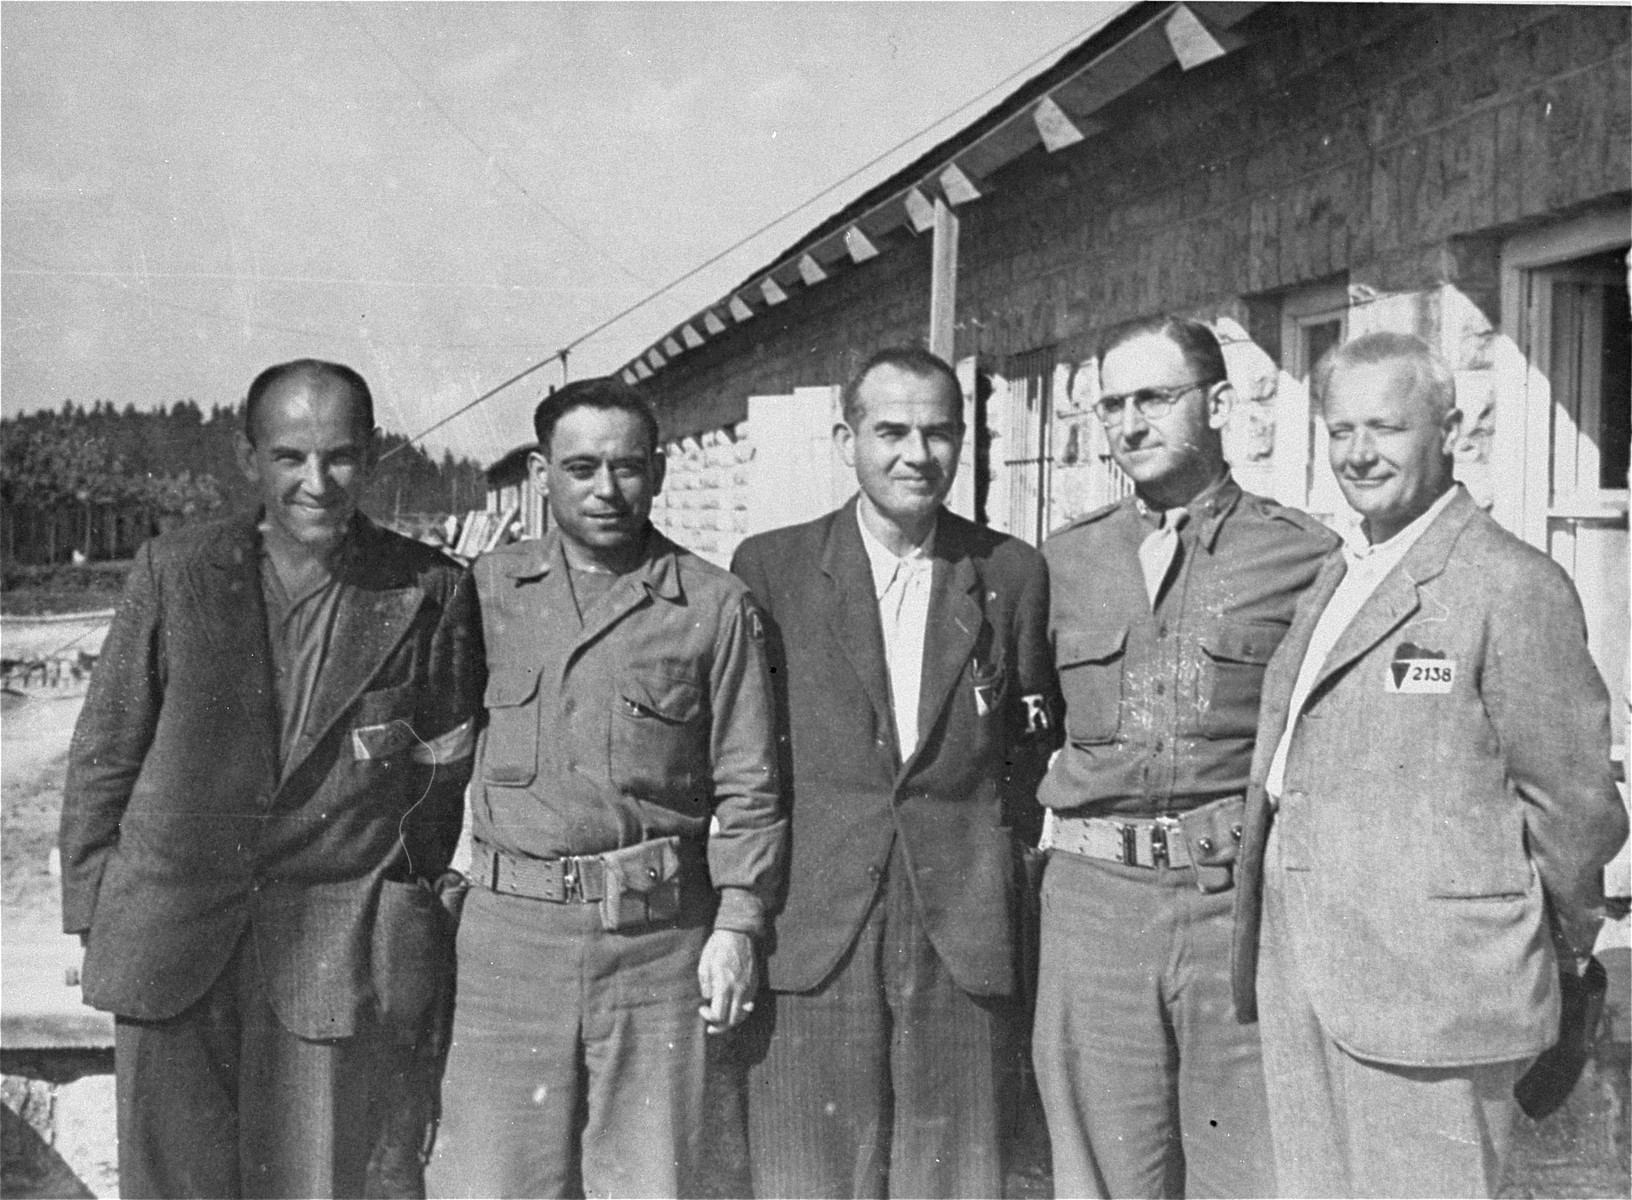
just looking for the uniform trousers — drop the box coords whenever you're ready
[743,843,1006,1199]
[1032,850,1274,1199]
[426,883,712,1199]
[1257,824,1526,1198]
[113,932,391,1200]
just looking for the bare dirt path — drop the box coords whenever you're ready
[1,611,109,931]
[2,687,86,928]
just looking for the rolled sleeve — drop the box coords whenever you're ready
[704,591,786,937]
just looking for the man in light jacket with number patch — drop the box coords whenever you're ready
[1232,332,1627,1197]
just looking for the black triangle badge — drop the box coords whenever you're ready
[1390,660,1411,689]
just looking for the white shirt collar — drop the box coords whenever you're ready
[1342,485,1459,570]
[856,503,936,599]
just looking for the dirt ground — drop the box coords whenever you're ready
[1,687,86,932]
[1,614,110,935]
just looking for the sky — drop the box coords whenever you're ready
[2,2,1122,463]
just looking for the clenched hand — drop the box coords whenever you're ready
[697,929,757,1034]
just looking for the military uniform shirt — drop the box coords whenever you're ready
[1039,473,1338,816]
[470,527,784,936]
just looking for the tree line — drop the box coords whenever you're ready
[1,400,488,563]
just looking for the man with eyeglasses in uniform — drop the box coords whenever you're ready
[1030,316,1337,1198]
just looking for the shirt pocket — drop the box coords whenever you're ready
[481,665,543,786]
[349,683,417,762]
[1056,627,1127,745]
[610,672,708,805]
[1198,621,1282,738]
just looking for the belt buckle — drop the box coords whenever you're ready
[1153,817,1186,867]
[1125,822,1159,868]
[561,857,584,902]
[486,846,503,890]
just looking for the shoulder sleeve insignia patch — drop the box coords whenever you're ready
[743,598,768,642]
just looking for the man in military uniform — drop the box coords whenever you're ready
[427,377,784,1198]
[1032,317,1337,1198]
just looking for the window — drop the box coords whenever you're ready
[1000,347,1056,546]
[1498,207,1631,760]
[1272,281,1350,526]
[1545,251,1631,503]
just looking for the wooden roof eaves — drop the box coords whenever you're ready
[627,1,1273,384]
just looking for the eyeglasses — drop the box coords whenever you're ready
[1093,381,1215,425]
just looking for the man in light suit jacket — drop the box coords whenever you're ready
[730,347,1054,1198]
[59,360,483,1198]
[1231,332,1627,1197]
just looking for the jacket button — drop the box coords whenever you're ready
[867,866,882,881]
[1197,837,1213,854]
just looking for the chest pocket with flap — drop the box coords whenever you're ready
[611,672,707,806]
[481,666,543,786]
[1198,621,1281,738]
[1056,627,1127,745]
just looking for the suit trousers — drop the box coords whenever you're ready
[1257,824,1526,1198]
[113,932,391,1200]
[426,883,712,1199]
[1032,850,1274,1199]
[741,842,1006,1199]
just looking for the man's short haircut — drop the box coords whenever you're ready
[1311,331,1456,421]
[1097,315,1228,388]
[533,376,661,458]
[244,359,374,445]
[840,346,963,429]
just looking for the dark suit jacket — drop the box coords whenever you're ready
[59,513,484,1040]
[731,499,1053,997]
[1231,488,1627,1066]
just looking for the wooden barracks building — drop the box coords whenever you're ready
[607,2,1627,812]
[486,3,1627,842]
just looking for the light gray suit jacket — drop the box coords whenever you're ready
[1232,487,1627,1067]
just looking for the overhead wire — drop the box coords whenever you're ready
[385,9,1113,458]
[337,4,652,290]
[7,266,566,292]
[5,252,565,350]
[7,250,380,344]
